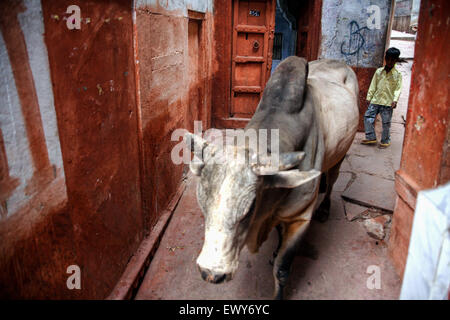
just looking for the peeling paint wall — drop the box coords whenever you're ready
[134,0,214,228]
[136,0,213,15]
[0,0,67,218]
[320,0,392,68]
[0,0,144,299]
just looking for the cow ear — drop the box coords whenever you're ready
[252,151,306,175]
[265,169,321,188]
[184,132,208,176]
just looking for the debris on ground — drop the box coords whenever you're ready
[343,200,393,240]
[167,246,185,252]
[344,201,387,221]
[363,214,392,240]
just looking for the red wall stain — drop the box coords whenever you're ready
[352,67,377,132]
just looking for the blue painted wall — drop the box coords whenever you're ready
[271,4,297,74]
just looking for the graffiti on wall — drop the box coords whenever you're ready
[340,5,382,56]
[340,21,369,56]
[320,0,392,68]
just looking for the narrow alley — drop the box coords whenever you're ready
[0,0,448,302]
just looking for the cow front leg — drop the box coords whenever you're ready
[314,158,344,222]
[269,224,283,266]
[273,219,310,300]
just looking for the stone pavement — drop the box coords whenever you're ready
[340,58,413,236]
[338,34,414,242]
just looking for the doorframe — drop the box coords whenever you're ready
[187,10,209,130]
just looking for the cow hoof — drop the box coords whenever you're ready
[273,285,285,300]
[274,293,283,300]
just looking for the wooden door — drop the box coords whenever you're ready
[296,0,322,61]
[230,0,275,118]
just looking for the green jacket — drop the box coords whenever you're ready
[367,65,403,106]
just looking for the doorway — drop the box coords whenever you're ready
[188,14,205,131]
[271,0,322,73]
[212,0,322,128]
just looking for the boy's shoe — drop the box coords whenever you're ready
[378,142,391,149]
[361,139,377,145]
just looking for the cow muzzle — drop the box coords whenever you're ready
[198,265,233,284]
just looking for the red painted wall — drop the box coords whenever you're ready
[43,0,145,299]
[0,0,144,299]
[134,4,213,229]
[0,0,215,299]
[353,67,377,131]
[389,0,450,277]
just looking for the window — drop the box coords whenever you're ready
[273,33,283,60]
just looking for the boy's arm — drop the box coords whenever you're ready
[366,70,378,103]
[392,73,403,107]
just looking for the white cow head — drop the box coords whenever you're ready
[185,132,320,284]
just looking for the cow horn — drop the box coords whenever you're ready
[251,151,306,175]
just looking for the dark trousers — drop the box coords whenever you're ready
[364,103,393,144]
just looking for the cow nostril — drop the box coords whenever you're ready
[213,273,226,284]
[200,270,209,281]
[198,265,229,284]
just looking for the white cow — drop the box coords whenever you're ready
[185,57,359,299]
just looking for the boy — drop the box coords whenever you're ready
[361,47,403,148]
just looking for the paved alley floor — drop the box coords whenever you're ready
[135,38,415,300]
[341,59,413,213]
